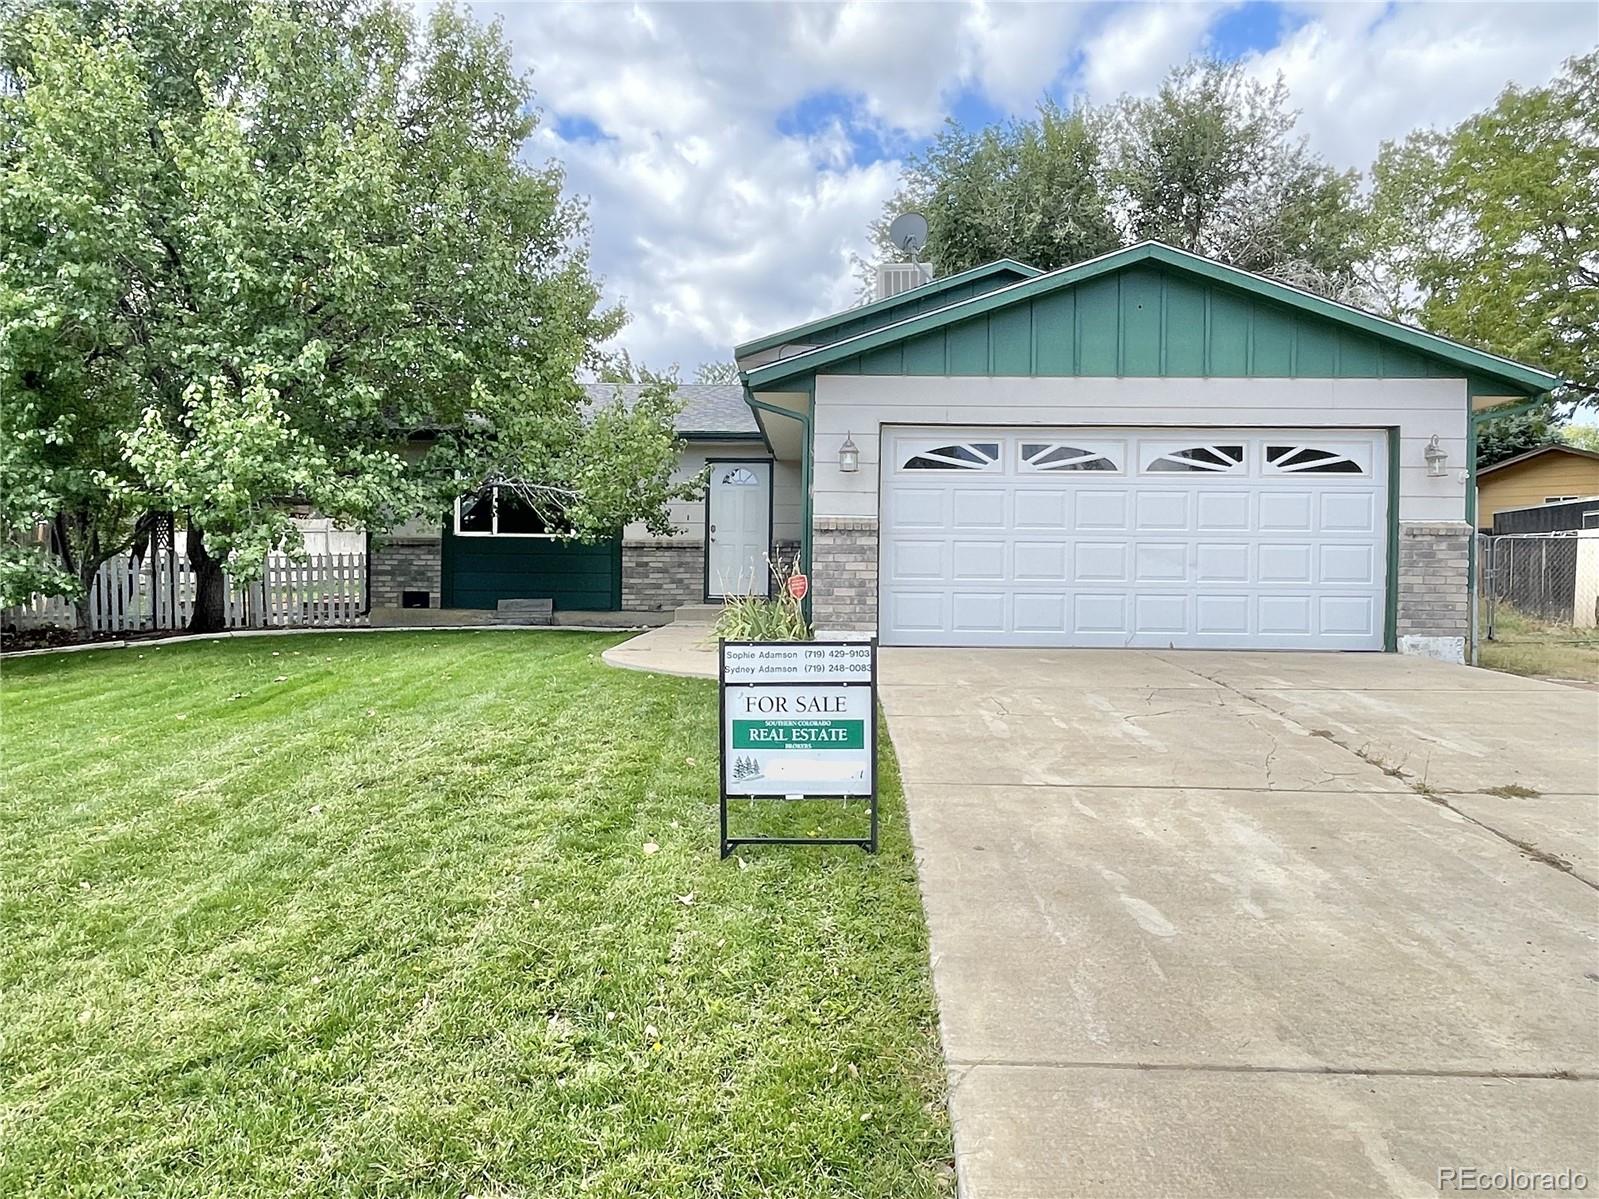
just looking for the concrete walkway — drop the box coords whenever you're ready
[600,621,717,679]
[879,648,1599,1198]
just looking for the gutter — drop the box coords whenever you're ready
[742,387,814,623]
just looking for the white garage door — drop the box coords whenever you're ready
[879,427,1388,650]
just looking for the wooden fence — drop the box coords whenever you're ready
[4,553,367,633]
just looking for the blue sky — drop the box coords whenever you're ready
[480,1,1594,371]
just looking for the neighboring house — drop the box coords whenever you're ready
[369,384,800,616]
[1491,496,1599,535]
[1475,445,1599,530]
[370,241,1561,660]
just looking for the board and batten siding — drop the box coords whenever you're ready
[821,265,1492,389]
[808,375,1469,524]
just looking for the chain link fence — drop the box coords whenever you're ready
[1476,531,1599,650]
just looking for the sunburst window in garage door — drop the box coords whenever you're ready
[1144,444,1244,473]
[1020,443,1119,472]
[1265,444,1366,474]
[902,442,1000,470]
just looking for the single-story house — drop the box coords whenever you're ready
[369,384,801,616]
[1475,444,1599,530]
[373,241,1560,661]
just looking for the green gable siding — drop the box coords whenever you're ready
[744,243,1556,396]
[734,261,1038,359]
[815,273,1023,348]
[833,265,1499,384]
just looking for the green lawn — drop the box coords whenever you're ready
[0,632,951,1198]
[1479,605,1599,682]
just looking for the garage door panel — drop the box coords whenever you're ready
[1196,594,1250,634]
[1196,491,1251,530]
[1075,542,1128,582]
[1196,542,1250,582]
[952,593,1006,632]
[880,427,1386,650]
[1073,593,1129,634]
[1134,593,1188,633]
[890,539,945,581]
[1258,594,1315,635]
[1259,491,1314,531]
[1013,592,1069,632]
[952,490,1006,528]
[1320,492,1377,533]
[1074,491,1129,530]
[1014,491,1068,530]
[1134,543,1187,582]
[1135,491,1190,531]
[1014,541,1068,581]
[891,488,947,528]
[1319,595,1377,636]
[1319,543,1376,585]
[887,591,946,632]
[1258,543,1314,584]
[952,539,1005,580]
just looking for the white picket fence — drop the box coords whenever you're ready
[4,553,367,633]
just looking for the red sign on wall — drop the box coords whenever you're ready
[787,573,809,601]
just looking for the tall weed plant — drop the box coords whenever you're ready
[713,558,812,642]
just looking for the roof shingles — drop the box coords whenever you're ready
[580,383,758,438]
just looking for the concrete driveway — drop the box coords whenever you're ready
[879,649,1599,1198]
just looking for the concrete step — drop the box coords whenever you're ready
[493,598,553,625]
[673,603,722,625]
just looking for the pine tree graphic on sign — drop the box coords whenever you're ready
[732,755,761,781]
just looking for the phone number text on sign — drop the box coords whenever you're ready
[721,643,872,683]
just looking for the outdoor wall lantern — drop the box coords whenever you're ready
[1424,434,1449,478]
[839,432,860,473]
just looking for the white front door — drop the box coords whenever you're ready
[708,461,771,598]
[880,427,1388,649]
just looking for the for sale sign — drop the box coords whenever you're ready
[724,684,872,796]
[719,640,878,856]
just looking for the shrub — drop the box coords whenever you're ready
[712,559,811,641]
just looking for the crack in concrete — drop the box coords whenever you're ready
[947,1058,1599,1081]
[1154,655,1599,894]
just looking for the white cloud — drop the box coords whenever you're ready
[480,0,1595,369]
[1241,2,1594,167]
[1077,1,1227,100]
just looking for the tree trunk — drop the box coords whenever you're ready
[186,526,227,633]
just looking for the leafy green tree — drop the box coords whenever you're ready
[1561,424,1599,453]
[693,361,739,385]
[1,0,693,629]
[868,99,1119,278]
[596,348,680,385]
[866,62,1363,297]
[1475,403,1564,468]
[1110,60,1365,296]
[1368,51,1597,411]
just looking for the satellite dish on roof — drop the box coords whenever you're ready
[888,211,928,257]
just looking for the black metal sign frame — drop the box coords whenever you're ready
[718,638,879,858]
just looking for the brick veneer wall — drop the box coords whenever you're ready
[370,536,442,608]
[1396,520,1471,656]
[811,516,877,634]
[622,541,702,610]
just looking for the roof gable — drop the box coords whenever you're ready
[743,242,1559,397]
[734,259,1042,361]
[1477,444,1599,476]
